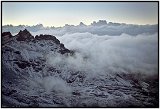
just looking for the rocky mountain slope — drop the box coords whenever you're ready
[2,29,158,107]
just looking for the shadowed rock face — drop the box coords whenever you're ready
[34,34,71,54]
[16,29,34,41]
[9,29,71,55]
[2,32,13,45]
[2,32,12,40]
[2,32,12,38]
[35,34,60,44]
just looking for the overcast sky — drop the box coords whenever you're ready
[2,2,158,27]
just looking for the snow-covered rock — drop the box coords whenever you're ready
[2,30,158,107]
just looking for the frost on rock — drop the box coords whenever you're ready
[2,30,158,107]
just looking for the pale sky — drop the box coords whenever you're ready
[2,2,158,27]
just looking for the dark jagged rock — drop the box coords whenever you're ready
[2,30,70,55]
[4,89,17,96]
[59,48,71,54]
[14,61,31,69]
[2,32,13,45]
[60,43,65,48]
[72,90,81,96]
[2,32,12,38]
[34,34,71,54]
[14,51,21,54]
[59,43,71,54]
[16,29,34,41]
[35,34,60,44]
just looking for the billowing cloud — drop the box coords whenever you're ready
[41,76,72,94]
[46,32,158,78]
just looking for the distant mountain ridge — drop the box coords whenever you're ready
[2,20,158,36]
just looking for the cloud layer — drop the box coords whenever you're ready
[3,21,158,77]
[3,20,158,36]
[45,32,158,77]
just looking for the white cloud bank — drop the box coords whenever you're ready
[46,32,158,77]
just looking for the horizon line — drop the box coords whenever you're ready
[2,21,158,28]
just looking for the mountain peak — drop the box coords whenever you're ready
[2,32,12,37]
[91,20,107,26]
[79,22,86,26]
[16,29,34,41]
[18,29,30,35]
[35,34,60,44]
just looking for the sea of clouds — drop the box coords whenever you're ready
[2,21,159,106]
[46,32,158,77]
[39,30,158,94]
[3,21,158,77]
